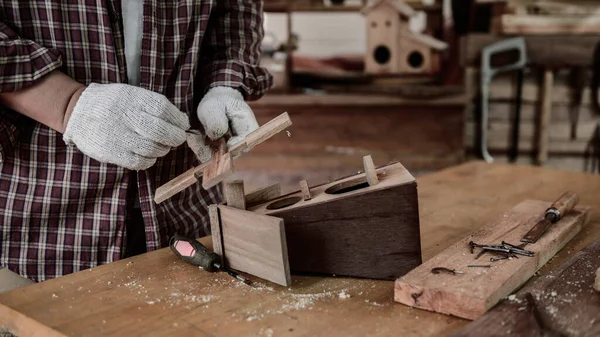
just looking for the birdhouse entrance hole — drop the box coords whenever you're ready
[407,51,424,69]
[374,45,391,65]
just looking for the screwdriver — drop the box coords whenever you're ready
[169,234,252,285]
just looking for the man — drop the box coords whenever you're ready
[0,1,272,283]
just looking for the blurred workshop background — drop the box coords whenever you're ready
[235,0,600,193]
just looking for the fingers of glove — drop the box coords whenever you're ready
[187,132,212,163]
[132,113,188,148]
[226,104,259,139]
[140,91,191,130]
[128,137,172,158]
[125,153,157,171]
[197,99,229,140]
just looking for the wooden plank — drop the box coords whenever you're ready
[244,183,282,208]
[153,164,206,204]
[209,205,224,264]
[299,180,311,200]
[500,15,600,35]
[451,237,600,337]
[224,180,246,210]
[394,199,589,320]
[460,34,600,67]
[0,303,68,337]
[244,112,292,150]
[536,70,553,165]
[201,138,234,190]
[249,161,421,280]
[217,205,291,287]
[2,162,600,337]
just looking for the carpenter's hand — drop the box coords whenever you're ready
[63,83,191,170]
[196,86,259,149]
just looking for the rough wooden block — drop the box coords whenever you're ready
[225,181,246,210]
[248,161,421,280]
[211,205,291,287]
[299,180,311,200]
[394,200,590,320]
[363,155,379,186]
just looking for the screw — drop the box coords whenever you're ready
[490,256,509,262]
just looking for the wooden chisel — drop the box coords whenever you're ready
[521,191,580,244]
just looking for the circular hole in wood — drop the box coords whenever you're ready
[325,177,370,195]
[385,20,392,27]
[374,45,391,65]
[407,50,424,69]
[371,21,377,28]
[266,196,303,210]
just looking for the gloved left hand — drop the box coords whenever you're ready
[196,86,259,149]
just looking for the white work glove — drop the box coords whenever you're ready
[63,83,190,170]
[196,86,259,149]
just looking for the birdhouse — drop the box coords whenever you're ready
[362,0,447,75]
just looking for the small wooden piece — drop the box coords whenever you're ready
[394,199,590,320]
[225,181,246,210]
[245,112,292,150]
[201,138,234,190]
[299,180,311,200]
[536,69,553,165]
[216,205,291,287]
[451,237,600,337]
[362,155,379,186]
[209,205,224,265]
[248,161,421,280]
[245,183,282,208]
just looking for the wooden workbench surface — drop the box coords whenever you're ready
[2,161,600,337]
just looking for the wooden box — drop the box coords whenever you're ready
[246,161,421,280]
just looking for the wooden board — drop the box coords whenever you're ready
[394,199,590,320]
[244,183,282,208]
[248,161,422,280]
[153,165,206,204]
[202,138,234,190]
[451,237,600,337]
[3,162,600,337]
[215,205,291,287]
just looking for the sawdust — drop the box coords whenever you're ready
[338,290,351,299]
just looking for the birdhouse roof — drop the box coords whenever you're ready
[361,0,416,18]
[406,32,448,51]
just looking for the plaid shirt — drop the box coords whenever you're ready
[0,0,272,282]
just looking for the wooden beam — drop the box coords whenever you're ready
[460,34,600,68]
[394,199,590,320]
[154,112,292,203]
[450,237,600,336]
[225,181,246,210]
[536,70,553,165]
[245,183,282,208]
[500,15,600,35]
[208,205,224,265]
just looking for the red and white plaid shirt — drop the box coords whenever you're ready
[0,0,272,282]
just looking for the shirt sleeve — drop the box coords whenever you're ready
[0,21,63,93]
[200,0,273,101]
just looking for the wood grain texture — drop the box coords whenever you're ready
[395,199,589,320]
[201,139,234,190]
[249,162,421,280]
[3,162,600,337]
[153,164,206,204]
[217,205,291,287]
[500,15,600,35]
[225,180,246,210]
[0,303,68,337]
[209,205,224,264]
[244,183,282,208]
[244,112,292,149]
[451,237,600,337]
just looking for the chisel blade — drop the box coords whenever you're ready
[521,218,552,244]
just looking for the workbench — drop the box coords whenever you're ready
[2,161,599,336]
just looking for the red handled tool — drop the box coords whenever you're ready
[169,234,252,285]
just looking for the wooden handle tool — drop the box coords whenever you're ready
[521,191,580,244]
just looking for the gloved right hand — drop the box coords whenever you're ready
[63,83,190,170]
